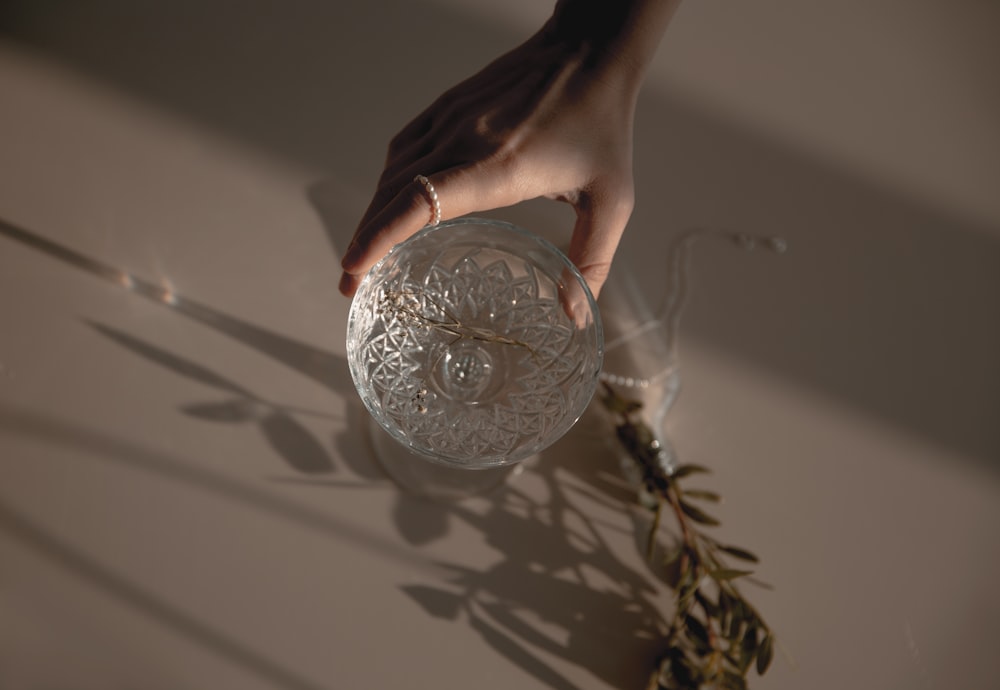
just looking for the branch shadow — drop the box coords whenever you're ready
[0,404,415,567]
[0,401,447,689]
[386,416,678,690]
[0,495,331,690]
[87,319,337,474]
[0,218,363,479]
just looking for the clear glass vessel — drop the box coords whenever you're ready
[346,218,603,495]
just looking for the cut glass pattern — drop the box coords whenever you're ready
[347,219,603,468]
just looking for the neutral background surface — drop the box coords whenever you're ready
[2,1,998,689]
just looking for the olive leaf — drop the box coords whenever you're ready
[718,545,760,563]
[679,501,721,526]
[683,489,722,502]
[671,463,712,479]
[756,634,774,675]
[709,568,755,582]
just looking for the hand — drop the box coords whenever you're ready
[339,24,643,299]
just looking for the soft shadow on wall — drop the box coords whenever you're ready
[3,0,997,467]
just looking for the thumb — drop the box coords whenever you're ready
[566,185,634,299]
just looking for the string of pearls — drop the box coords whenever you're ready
[599,369,676,389]
[599,229,787,390]
[414,175,442,226]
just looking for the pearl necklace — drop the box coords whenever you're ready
[599,229,787,390]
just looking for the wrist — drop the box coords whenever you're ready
[545,0,680,80]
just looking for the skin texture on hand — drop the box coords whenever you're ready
[340,0,680,299]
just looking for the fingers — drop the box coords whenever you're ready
[341,166,634,300]
[565,181,635,299]
[339,162,526,296]
[340,174,438,282]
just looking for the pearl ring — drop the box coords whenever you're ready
[413,175,442,226]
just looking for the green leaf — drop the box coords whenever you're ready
[683,613,710,645]
[740,622,759,672]
[662,545,684,567]
[756,633,774,675]
[683,488,722,502]
[645,502,664,560]
[694,589,719,618]
[677,574,699,608]
[727,598,747,640]
[671,463,711,479]
[726,616,743,642]
[718,545,760,563]
[710,568,754,582]
[662,648,697,688]
[718,589,733,633]
[680,501,721,526]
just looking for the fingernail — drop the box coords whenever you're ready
[337,271,361,297]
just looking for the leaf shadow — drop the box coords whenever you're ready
[392,493,450,546]
[259,410,335,475]
[182,398,261,423]
[86,319,336,475]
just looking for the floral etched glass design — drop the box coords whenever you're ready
[347,218,603,469]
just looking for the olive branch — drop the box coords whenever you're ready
[601,382,775,690]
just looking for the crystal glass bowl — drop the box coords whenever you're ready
[347,218,603,469]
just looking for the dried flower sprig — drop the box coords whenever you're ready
[601,383,775,690]
[375,288,541,414]
[377,289,537,355]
